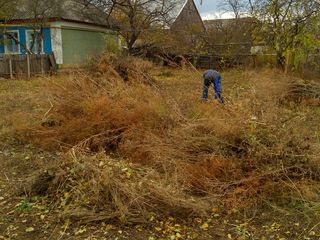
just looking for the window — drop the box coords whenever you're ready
[26,30,43,54]
[4,30,20,54]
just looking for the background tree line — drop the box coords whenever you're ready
[1,0,319,69]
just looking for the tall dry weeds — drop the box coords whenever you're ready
[17,56,320,221]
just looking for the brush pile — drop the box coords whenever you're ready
[18,57,320,223]
[86,53,156,86]
[286,79,320,103]
[47,153,209,223]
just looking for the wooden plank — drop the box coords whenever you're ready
[27,54,31,78]
[48,53,57,71]
[9,57,13,79]
[41,55,45,75]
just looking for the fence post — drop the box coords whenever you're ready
[27,54,31,78]
[40,55,45,75]
[9,56,13,79]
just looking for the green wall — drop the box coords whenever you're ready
[61,28,118,65]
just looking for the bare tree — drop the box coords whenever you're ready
[17,0,65,54]
[218,0,247,19]
[1,0,65,54]
[75,0,179,53]
[0,0,23,54]
[0,0,19,19]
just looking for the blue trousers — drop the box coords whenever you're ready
[202,77,224,104]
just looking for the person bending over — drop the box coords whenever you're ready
[202,69,224,104]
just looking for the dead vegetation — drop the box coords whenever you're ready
[49,152,209,224]
[86,53,157,86]
[15,55,320,224]
[286,79,320,104]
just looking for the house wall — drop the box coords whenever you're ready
[1,21,120,66]
[61,28,106,65]
[0,27,52,54]
[49,21,119,66]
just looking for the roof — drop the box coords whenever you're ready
[0,0,118,30]
[0,17,117,30]
[204,17,257,30]
[171,0,206,32]
[172,0,189,20]
[171,0,203,21]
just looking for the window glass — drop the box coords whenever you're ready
[26,31,42,53]
[4,31,20,54]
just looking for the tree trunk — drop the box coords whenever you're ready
[276,51,286,70]
[127,41,134,53]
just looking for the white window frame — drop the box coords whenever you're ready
[4,30,20,54]
[26,29,44,54]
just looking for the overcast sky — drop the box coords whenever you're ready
[195,0,235,19]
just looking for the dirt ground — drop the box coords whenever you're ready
[0,69,320,239]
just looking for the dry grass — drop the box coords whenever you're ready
[49,152,209,224]
[12,55,320,223]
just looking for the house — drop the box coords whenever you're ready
[171,0,206,34]
[171,0,256,55]
[0,15,120,67]
[166,0,206,55]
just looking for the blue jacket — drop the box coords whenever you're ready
[203,69,222,93]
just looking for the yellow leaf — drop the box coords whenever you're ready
[200,222,209,230]
[176,232,182,239]
[75,227,87,235]
[227,233,232,239]
[126,171,132,178]
[26,227,34,232]
[309,231,316,236]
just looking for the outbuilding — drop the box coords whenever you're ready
[0,17,120,67]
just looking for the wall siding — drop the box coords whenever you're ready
[61,28,108,65]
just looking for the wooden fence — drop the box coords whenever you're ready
[0,53,57,78]
[192,54,256,69]
[156,53,257,70]
[156,53,319,78]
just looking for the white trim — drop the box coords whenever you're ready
[4,30,20,54]
[25,29,44,53]
[50,27,63,65]
[50,21,112,33]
